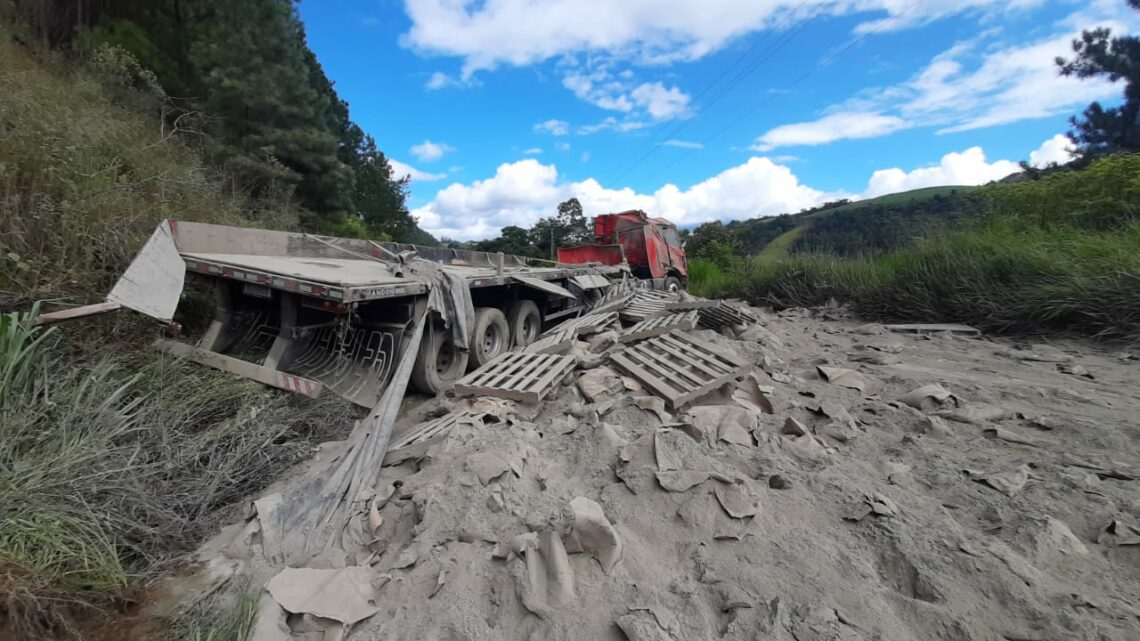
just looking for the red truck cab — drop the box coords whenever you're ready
[557,210,688,290]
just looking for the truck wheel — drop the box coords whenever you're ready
[411,325,469,395]
[664,276,683,293]
[470,307,510,370]
[507,299,541,347]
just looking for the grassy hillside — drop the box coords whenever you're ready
[687,185,980,261]
[0,27,360,641]
[691,154,1140,340]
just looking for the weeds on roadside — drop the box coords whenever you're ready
[0,308,360,639]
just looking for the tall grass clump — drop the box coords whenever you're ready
[714,221,1140,340]
[0,308,360,639]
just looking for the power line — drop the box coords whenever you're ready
[603,2,810,183]
[633,1,919,188]
[609,0,838,186]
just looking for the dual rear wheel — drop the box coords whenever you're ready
[410,300,543,395]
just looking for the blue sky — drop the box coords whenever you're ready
[298,0,1134,240]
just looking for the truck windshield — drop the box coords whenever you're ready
[659,226,681,247]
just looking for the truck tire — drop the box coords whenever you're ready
[664,276,682,293]
[507,299,542,347]
[411,324,469,395]
[469,307,509,370]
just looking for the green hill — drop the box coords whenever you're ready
[687,185,981,261]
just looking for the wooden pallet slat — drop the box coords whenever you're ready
[541,311,619,338]
[667,299,758,328]
[454,351,575,403]
[619,310,699,343]
[609,330,749,409]
[523,330,575,354]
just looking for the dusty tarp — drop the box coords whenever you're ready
[265,566,379,625]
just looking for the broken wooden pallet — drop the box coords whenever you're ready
[667,299,757,328]
[609,330,750,409]
[620,290,680,323]
[384,411,479,466]
[590,291,633,315]
[619,310,699,343]
[454,351,575,403]
[523,330,575,355]
[542,311,619,338]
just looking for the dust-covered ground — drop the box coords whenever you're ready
[192,304,1140,641]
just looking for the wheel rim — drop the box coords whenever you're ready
[483,323,503,355]
[435,341,455,374]
[522,316,538,342]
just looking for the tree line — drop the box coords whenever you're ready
[14,0,432,243]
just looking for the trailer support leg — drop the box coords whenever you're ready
[198,282,233,352]
[263,292,298,370]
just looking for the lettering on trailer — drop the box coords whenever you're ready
[276,372,320,397]
[349,285,407,301]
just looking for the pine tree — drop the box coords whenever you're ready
[190,0,353,226]
[1056,0,1140,157]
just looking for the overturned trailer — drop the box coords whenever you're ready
[105,220,623,407]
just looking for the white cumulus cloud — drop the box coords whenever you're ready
[412,157,827,240]
[862,146,1021,198]
[1029,134,1076,167]
[410,139,455,162]
[631,82,692,120]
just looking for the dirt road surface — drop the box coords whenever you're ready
[190,304,1140,641]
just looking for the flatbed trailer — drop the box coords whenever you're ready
[107,220,622,407]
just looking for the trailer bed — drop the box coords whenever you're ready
[183,251,614,303]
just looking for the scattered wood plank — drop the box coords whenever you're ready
[542,311,619,338]
[454,351,575,403]
[619,310,699,343]
[609,330,750,409]
[523,330,575,355]
[34,301,122,325]
[619,290,679,323]
[885,323,980,336]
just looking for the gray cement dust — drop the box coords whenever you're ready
[194,306,1140,641]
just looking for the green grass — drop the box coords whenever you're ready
[0,307,360,640]
[0,29,361,639]
[692,222,1140,340]
[756,224,809,260]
